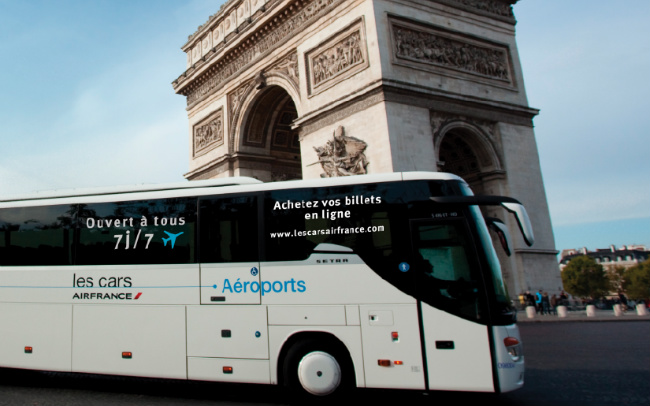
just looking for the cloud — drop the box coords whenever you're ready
[1,123,188,199]
[547,179,650,227]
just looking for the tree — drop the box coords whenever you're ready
[607,265,626,292]
[623,259,650,301]
[561,256,609,300]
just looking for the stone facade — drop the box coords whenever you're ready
[172,0,561,297]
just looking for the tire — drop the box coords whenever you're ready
[283,339,352,398]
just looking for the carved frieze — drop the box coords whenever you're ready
[311,126,369,177]
[193,108,224,157]
[306,19,368,96]
[390,17,514,86]
[181,0,344,107]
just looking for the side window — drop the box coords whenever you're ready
[263,185,398,262]
[416,224,472,283]
[412,220,487,322]
[199,195,259,263]
[0,205,75,266]
[76,198,196,265]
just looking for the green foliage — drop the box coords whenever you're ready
[561,256,609,300]
[607,265,626,292]
[623,259,650,300]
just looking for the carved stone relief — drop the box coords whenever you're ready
[306,19,368,96]
[193,108,224,157]
[311,126,369,177]
[227,80,256,151]
[390,17,513,85]
[267,51,300,92]
[179,0,344,107]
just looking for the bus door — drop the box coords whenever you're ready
[188,195,269,379]
[198,195,261,305]
[410,218,495,392]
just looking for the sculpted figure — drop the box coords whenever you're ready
[311,126,369,177]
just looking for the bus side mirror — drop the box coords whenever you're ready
[500,202,534,247]
[486,217,512,256]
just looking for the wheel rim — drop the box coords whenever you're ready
[297,351,341,396]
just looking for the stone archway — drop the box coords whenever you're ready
[174,0,562,298]
[438,131,482,187]
[435,121,504,196]
[238,85,302,182]
[435,120,522,295]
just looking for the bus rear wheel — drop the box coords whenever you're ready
[283,339,351,398]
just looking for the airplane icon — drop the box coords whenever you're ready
[162,231,184,249]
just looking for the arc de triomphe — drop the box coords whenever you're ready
[172,0,561,297]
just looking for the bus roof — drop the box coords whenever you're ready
[0,172,465,207]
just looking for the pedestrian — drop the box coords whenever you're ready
[550,294,558,315]
[536,290,543,313]
[560,291,568,306]
[541,291,550,315]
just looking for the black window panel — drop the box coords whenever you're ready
[263,180,460,262]
[0,205,75,265]
[264,182,397,262]
[199,195,259,263]
[263,181,453,294]
[262,180,471,307]
[76,198,196,265]
[412,219,489,322]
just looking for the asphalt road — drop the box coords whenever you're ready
[0,321,648,405]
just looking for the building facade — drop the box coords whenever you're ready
[560,245,650,272]
[172,0,560,297]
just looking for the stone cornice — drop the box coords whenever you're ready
[297,79,539,134]
[184,151,298,180]
[183,0,517,50]
[182,0,284,52]
[381,79,538,120]
[182,0,241,49]
[174,0,344,109]
[435,0,517,24]
[173,0,284,92]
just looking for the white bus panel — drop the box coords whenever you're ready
[72,305,187,379]
[0,303,72,372]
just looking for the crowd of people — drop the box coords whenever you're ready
[519,290,567,315]
[518,290,648,314]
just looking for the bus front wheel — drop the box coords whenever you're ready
[283,339,351,397]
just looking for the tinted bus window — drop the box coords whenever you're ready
[199,195,259,263]
[0,205,75,266]
[263,182,421,292]
[76,198,196,265]
[263,180,474,309]
[263,183,398,261]
[412,219,488,322]
[263,180,459,262]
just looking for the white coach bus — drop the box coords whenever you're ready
[0,172,532,396]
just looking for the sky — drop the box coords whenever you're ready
[0,0,648,253]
